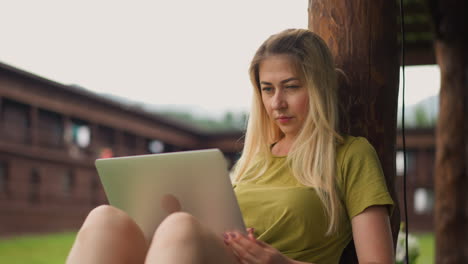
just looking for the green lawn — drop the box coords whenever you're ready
[415,233,435,264]
[0,232,77,264]
[0,231,435,264]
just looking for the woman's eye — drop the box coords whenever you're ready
[286,85,299,89]
[261,87,273,92]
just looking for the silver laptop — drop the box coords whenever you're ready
[95,149,245,241]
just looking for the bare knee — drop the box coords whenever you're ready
[80,205,142,239]
[83,205,128,226]
[86,205,123,220]
[146,212,236,264]
[68,205,147,264]
[153,212,203,245]
[162,211,199,226]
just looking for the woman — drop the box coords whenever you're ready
[66,29,394,264]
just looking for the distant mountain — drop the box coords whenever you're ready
[99,90,438,130]
[98,93,247,132]
[398,95,438,128]
[99,93,231,119]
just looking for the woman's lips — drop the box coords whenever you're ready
[276,116,293,124]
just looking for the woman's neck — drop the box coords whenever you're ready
[271,136,295,156]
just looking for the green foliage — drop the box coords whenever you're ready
[220,111,248,130]
[396,230,434,264]
[413,104,432,127]
[396,223,420,264]
[398,96,438,129]
[160,110,248,132]
[0,232,76,264]
[397,0,434,45]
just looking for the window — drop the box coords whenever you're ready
[64,119,91,148]
[396,150,414,176]
[2,99,30,143]
[148,140,165,154]
[414,188,434,214]
[38,109,63,147]
[72,123,91,148]
[29,169,40,204]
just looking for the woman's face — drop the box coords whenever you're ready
[259,55,309,140]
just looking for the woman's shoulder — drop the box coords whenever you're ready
[336,135,378,165]
[335,135,385,194]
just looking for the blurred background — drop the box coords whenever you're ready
[0,0,437,263]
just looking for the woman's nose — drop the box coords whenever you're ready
[272,91,287,110]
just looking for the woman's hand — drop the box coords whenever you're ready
[224,229,295,264]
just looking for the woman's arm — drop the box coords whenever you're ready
[351,205,395,264]
[225,230,315,264]
[227,205,394,264]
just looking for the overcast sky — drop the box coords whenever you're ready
[0,0,439,117]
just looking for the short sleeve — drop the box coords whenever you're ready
[339,137,394,219]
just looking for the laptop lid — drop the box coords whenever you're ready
[95,148,245,241]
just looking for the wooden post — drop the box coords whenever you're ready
[63,116,72,148]
[30,106,38,146]
[428,0,468,263]
[308,1,401,262]
[90,123,99,157]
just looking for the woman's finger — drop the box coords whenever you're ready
[254,239,270,248]
[231,248,247,264]
[234,232,263,252]
[224,232,246,264]
[247,228,256,241]
[228,232,268,263]
[228,236,257,263]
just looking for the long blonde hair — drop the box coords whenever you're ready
[232,29,344,235]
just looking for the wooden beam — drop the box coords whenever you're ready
[428,0,468,262]
[434,39,468,264]
[308,1,400,262]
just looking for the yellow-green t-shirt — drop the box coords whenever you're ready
[233,136,394,264]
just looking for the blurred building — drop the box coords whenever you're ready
[0,62,243,236]
[396,128,435,232]
[0,62,435,236]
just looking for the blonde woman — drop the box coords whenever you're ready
[66,29,394,264]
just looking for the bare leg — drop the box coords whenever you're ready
[145,212,238,264]
[66,205,148,264]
